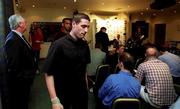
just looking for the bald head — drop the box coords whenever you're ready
[145,47,158,57]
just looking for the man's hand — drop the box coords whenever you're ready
[51,97,63,109]
[52,103,64,109]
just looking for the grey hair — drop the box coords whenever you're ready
[8,14,24,30]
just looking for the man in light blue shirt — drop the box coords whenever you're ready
[98,52,140,108]
[86,43,106,76]
[86,43,106,90]
[157,45,180,84]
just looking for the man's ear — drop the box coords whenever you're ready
[72,21,76,25]
[145,53,147,57]
[18,22,22,27]
[61,23,64,27]
[71,21,76,28]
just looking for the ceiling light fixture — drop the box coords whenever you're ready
[32,5,35,8]
[74,0,76,3]
[140,12,144,15]
[153,13,156,16]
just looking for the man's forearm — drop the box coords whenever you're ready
[45,73,64,109]
[45,73,57,99]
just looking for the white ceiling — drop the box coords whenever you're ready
[19,0,180,14]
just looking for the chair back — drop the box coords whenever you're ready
[93,64,111,97]
[135,58,145,69]
[174,84,180,96]
[112,98,141,109]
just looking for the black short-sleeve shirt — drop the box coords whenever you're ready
[42,34,90,93]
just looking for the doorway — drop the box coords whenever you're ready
[155,24,166,45]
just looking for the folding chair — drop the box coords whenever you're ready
[174,84,180,96]
[135,58,145,69]
[112,98,141,109]
[93,64,111,98]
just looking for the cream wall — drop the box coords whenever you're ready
[16,8,73,58]
[15,6,180,58]
[15,7,130,58]
[20,8,73,37]
[15,8,100,58]
[90,13,129,44]
[151,12,180,43]
[130,11,180,43]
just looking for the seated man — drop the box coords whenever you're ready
[135,46,177,108]
[157,45,180,85]
[105,44,125,73]
[98,52,141,109]
[86,43,106,89]
[170,97,180,109]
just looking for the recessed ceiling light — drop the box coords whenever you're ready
[32,5,35,8]
[74,0,76,3]
[153,13,156,16]
[64,7,67,9]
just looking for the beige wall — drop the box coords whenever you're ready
[20,8,73,37]
[166,19,180,41]
[15,6,180,58]
[16,8,102,58]
[16,7,130,58]
[16,8,73,58]
[130,11,180,43]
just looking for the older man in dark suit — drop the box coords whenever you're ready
[4,14,37,109]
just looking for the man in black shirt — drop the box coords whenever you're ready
[53,18,72,41]
[95,27,109,53]
[43,13,90,109]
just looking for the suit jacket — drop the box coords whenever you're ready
[95,31,109,53]
[5,31,37,81]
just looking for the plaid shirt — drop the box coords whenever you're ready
[135,57,177,106]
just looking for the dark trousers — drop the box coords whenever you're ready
[7,78,34,109]
[57,88,88,109]
[33,50,40,64]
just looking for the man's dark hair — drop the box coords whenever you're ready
[119,52,135,72]
[62,18,72,23]
[100,27,106,31]
[72,13,90,23]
